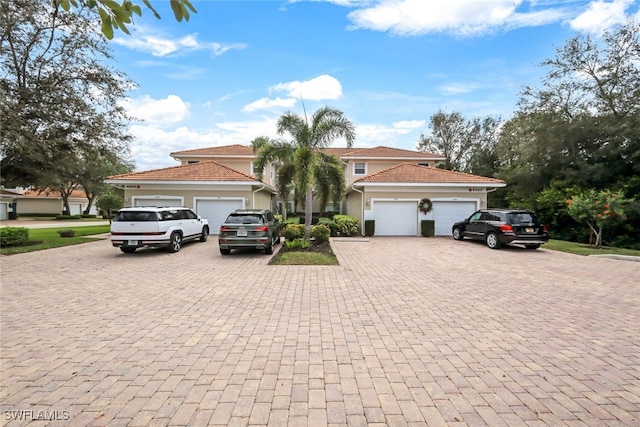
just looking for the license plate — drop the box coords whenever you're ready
[237,228,247,237]
[128,240,139,245]
[525,228,534,233]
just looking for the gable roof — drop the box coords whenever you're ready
[341,146,445,160]
[352,163,505,186]
[170,144,444,161]
[106,160,259,183]
[170,144,254,158]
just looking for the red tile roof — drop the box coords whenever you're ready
[170,144,444,160]
[353,163,505,185]
[21,189,88,199]
[342,146,444,159]
[107,160,257,182]
[170,144,254,157]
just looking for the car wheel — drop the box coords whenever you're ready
[168,232,182,253]
[120,247,136,253]
[264,242,273,254]
[525,244,540,250]
[199,226,209,242]
[220,248,231,255]
[486,232,501,249]
[452,226,464,241]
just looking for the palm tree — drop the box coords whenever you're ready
[251,106,356,238]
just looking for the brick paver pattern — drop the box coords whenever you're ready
[1,237,639,426]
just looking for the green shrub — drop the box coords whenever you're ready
[284,238,311,250]
[311,224,331,243]
[332,215,360,236]
[57,229,76,238]
[318,218,337,236]
[421,220,435,237]
[0,227,29,247]
[364,220,375,236]
[81,214,97,218]
[285,217,301,225]
[8,212,17,220]
[283,224,305,241]
[55,214,82,220]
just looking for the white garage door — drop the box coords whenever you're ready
[69,203,83,215]
[373,200,418,236]
[432,201,477,236]
[196,199,244,234]
[0,202,8,220]
[134,197,182,207]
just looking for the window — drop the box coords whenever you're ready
[418,162,430,167]
[187,160,199,164]
[354,162,366,175]
[251,162,264,175]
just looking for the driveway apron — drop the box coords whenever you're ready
[1,237,639,426]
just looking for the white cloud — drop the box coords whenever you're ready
[346,0,568,36]
[121,95,190,126]
[570,0,634,35]
[355,120,424,145]
[242,97,298,112]
[438,82,481,94]
[113,28,247,57]
[271,75,343,101]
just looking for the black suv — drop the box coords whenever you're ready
[452,209,549,249]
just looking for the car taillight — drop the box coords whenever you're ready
[543,225,548,233]
[219,226,232,232]
[255,226,269,232]
[499,224,514,232]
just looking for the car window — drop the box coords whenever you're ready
[226,214,264,224]
[160,210,179,221]
[509,212,536,224]
[184,210,197,220]
[469,212,482,221]
[114,211,158,222]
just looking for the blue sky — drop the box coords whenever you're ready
[108,0,640,171]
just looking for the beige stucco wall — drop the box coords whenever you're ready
[17,199,62,214]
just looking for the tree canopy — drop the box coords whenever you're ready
[53,0,197,39]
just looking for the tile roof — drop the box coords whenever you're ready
[353,163,505,185]
[21,189,89,199]
[341,146,444,159]
[170,144,444,160]
[170,144,254,157]
[107,160,257,182]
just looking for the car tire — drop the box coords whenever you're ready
[452,227,464,241]
[264,242,273,255]
[120,247,136,254]
[168,232,182,253]
[525,244,540,249]
[220,248,230,255]
[199,226,209,242]
[486,232,501,249]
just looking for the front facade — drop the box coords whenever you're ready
[107,144,506,236]
[1,189,97,217]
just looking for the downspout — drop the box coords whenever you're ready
[252,184,266,209]
[351,184,365,236]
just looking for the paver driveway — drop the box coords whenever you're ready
[1,237,639,426]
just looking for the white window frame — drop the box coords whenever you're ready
[251,162,264,176]
[353,162,367,175]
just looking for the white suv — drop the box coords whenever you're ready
[110,206,209,254]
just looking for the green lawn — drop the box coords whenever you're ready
[544,239,640,257]
[0,225,110,255]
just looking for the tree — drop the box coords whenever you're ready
[53,0,196,39]
[1,0,133,193]
[417,110,501,173]
[252,106,356,239]
[566,189,628,247]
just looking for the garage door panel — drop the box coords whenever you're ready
[374,201,417,236]
[135,198,182,207]
[432,201,477,236]
[196,199,244,234]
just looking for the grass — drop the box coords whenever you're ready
[269,240,339,265]
[1,225,110,255]
[544,239,640,257]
